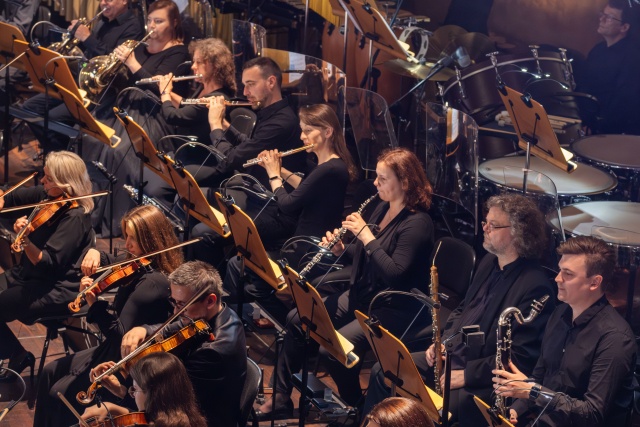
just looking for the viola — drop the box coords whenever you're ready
[11,194,79,253]
[71,412,148,427]
[69,258,153,313]
[77,319,214,405]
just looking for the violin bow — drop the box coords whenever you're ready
[0,191,110,213]
[56,392,91,427]
[0,172,37,199]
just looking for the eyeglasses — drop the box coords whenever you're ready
[599,11,623,23]
[128,386,144,398]
[168,295,207,310]
[481,221,511,232]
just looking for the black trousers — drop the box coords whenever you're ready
[273,289,420,407]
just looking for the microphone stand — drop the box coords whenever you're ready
[92,161,117,254]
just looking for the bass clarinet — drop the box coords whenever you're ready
[298,192,377,279]
[430,242,443,395]
[494,295,549,417]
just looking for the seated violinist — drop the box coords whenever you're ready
[32,205,182,427]
[0,151,95,382]
[80,352,207,427]
[83,261,247,427]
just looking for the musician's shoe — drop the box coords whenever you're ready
[254,397,294,421]
[0,351,35,383]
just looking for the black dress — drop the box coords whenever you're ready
[0,186,94,359]
[32,252,172,427]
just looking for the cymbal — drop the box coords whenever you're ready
[443,32,496,63]
[427,25,468,59]
[384,58,456,81]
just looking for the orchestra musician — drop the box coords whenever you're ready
[32,205,182,427]
[256,148,434,418]
[142,37,238,205]
[363,193,556,427]
[0,151,95,381]
[362,397,435,427]
[108,260,247,427]
[21,0,145,154]
[82,352,208,427]
[494,236,636,426]
[223,103,358,324]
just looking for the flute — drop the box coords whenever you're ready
[180,98,259,107]
[242,144,314,168]
[135,74,203,85]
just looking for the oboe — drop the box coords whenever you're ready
[298,193,378,279]
[494,295,549,416]
[430,242,443,395]
[242,144,314,168]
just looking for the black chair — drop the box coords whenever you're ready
[238,357,262,427]
[402,236,476,352]
[229,107,257,138]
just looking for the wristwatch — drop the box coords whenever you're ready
[529,383,542,401]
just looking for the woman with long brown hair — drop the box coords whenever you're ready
[32,205,183,427]
[362,397,434,427]
[256,147,435,418]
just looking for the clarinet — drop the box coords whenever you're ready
[494,295,549,417]
[298,193,378,279]
[430,260,443,395]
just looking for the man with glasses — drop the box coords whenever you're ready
[114,261,247,427]
[363,193,556,427]
[577,0,640,135]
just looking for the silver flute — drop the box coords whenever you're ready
[135,74,203,85]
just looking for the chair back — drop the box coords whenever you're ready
[432,237,476,310]
[238,357,262,427]
[230,107,257,138]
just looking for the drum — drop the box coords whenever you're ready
[571,135,640,201]
[560,201,640,330]
[479,156,617,204]
[443,49,574,125]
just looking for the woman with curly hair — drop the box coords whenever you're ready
[256,147,435,419]
[32,205,183,427]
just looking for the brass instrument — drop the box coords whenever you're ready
[242,144,314,168]
[78,31,154,104]
[180,98,259,108]
[49,9,105,57]
[430,241,443,395]
[494,295,549,416]
[135,74,203,85]
[297,193,378,279]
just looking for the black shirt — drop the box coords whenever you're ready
[81,10,145,59]
[511,296,637,426]
[273,157,349,237]
[0,0,39,35]
[130,44,191,97]
[210,98,306,187]
[577,36,640,135]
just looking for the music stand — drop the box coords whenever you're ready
[281,265,359,427]
[497,84,577,192]
[354,310,444,424]
[0,22,27,183]
[473,395,515,427]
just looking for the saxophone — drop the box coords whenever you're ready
[430,243,443,395]
[78,31,154,104]
[297,193,378,279]
[494,295,549,417]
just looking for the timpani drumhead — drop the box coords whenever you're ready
[479,156,617,196]
[560,201,640,246]
[571,134,640,171]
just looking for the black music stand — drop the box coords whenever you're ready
[114,110,230,240]
[281,265,359,427]
[214,192,286,315]
[497,84,577,193]
[473,395,515,427]
[355,310,445,425]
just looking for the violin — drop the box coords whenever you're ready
[11,194,79,253]
[70,412,148,427]
[69,258,152,313]
[77,319,214,405]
